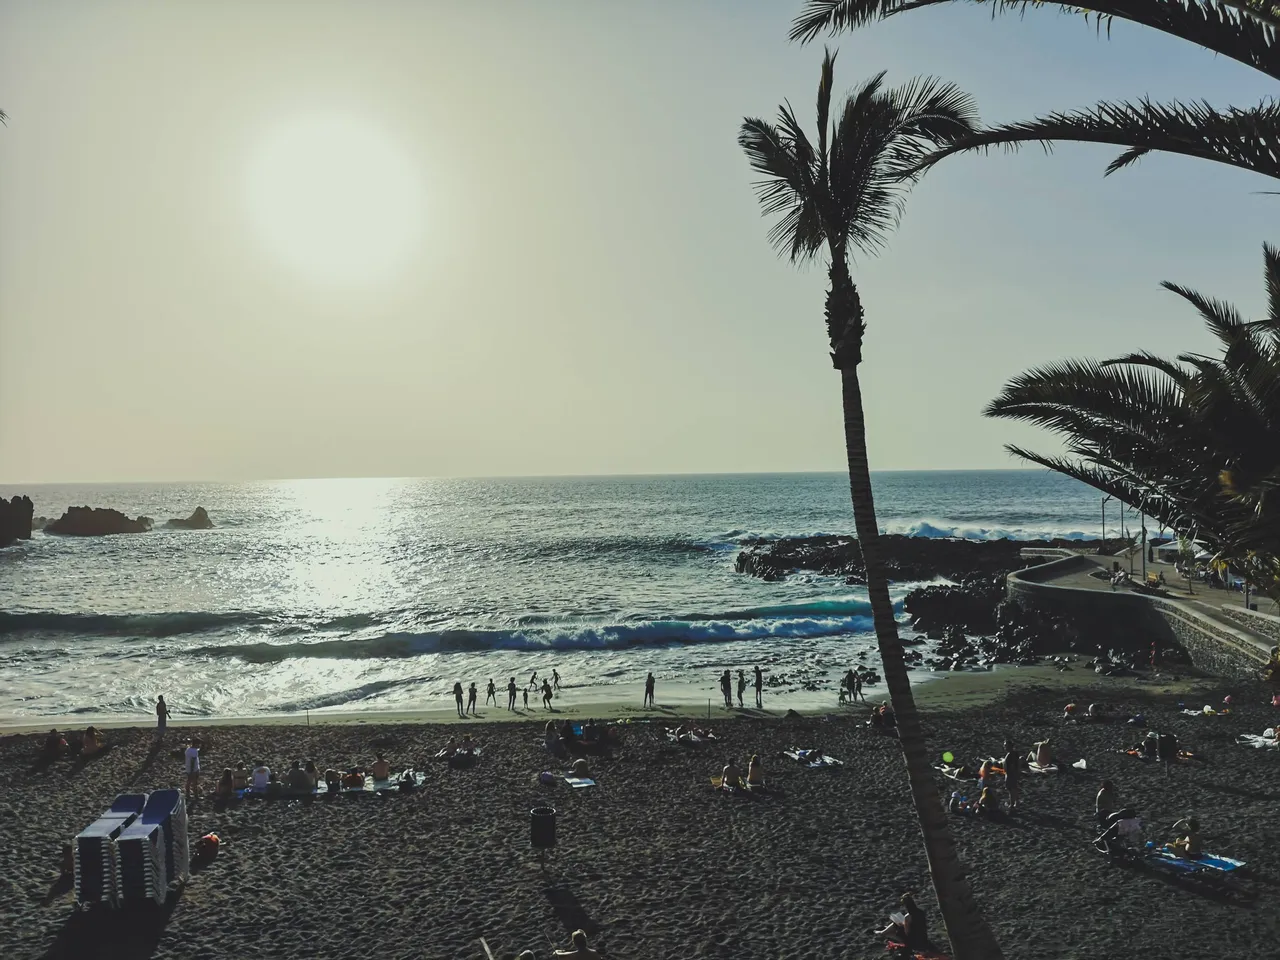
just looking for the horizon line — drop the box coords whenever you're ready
[0,466,1057,487]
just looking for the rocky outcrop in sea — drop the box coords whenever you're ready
[165,506,214,529]
[0,495,34,547]
[44,507,153,536]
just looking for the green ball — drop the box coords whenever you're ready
[942,751,955,764]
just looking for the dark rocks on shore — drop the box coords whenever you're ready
[44,506,153,536]
[165,506,213,529]
[0,495,35,547]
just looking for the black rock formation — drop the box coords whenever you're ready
[165,507,213,529]
[44,507,153,536]
[0,495,34,547]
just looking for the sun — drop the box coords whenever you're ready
[244,112,426,289]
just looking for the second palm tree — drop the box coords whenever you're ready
[739,52,1003,960]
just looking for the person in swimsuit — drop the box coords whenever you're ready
[553,930,601,958]
[746,754,765,789]
[486,679,497,706]
[541,679,554,709]
[720,757,745,791]
[753,665,763,707]
[507,677,518,711]
[736,670,747,708]
[1170,817,1203,856]
[453,681,465,718]
[1001,739,1020,812]
[467,682,478,715]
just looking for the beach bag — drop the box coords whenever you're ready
[1157,733,1178,763]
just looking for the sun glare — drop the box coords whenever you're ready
[244,112,426,289]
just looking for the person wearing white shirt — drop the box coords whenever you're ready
[252,762,271,792]
[184,738,202,799]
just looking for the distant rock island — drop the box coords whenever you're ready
[0,495,35,547]
[165,506,213,529]
[45,507,153,536]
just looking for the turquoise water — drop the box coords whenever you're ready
[0,471,1104,719]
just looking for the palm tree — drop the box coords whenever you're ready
[739,53,1003,960]
[790,0,1280,182]
[985,243,1280,596]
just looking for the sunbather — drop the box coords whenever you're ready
[1169,818,1203,857]
[875,892,929,949]
[1096,780,1117,827]
[304,759,319,784]
[570,758,591,778]
[43,729,67,758]
[460,734,478,756]
[720,758,745,791]
[371,752,392,780]
[82,726,104,757]
[976,787,1000,817]
[1028,739,1053,767]
[232,763,250,790]
[252,761,271,791]
[746,754,765,788]
[553,929,601,958]
[214,768,236,800]
[284,760,313,792]
[324,768,341,793]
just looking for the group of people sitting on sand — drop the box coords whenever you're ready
[42,726,106,760]
[211,751,410,800]
[436,735,482,767]
[868,702,896,732]
[717,754,766,793]
[543,719,619,756]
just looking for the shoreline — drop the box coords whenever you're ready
[0,656,1217,734]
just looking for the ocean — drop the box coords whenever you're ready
[0,471,1109,721]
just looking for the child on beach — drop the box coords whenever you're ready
[523,687,530,710]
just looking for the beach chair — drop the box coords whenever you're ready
[118,789,189,905]
[74,794,145,908]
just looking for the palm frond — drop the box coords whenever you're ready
[791,0,1280,81]
[913,98,1280,182]
[738,117,826,262]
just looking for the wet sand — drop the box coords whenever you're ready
[5,669,1279,960]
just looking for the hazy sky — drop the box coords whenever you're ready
[1,1,1275,483]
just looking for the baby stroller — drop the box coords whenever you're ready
[1093,808,1142,864]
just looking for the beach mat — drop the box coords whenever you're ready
[1145,847,1246,873]
[563,776,595,789]
[1027,762,1058,774]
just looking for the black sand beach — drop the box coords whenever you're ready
[5,678,1280,960]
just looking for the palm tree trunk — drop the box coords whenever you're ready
[839,364,1006,960]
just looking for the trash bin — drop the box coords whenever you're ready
[530,806,557,850]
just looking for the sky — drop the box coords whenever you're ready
[1,0,1276,483]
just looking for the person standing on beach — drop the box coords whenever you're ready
[486,679,497,706]
[736,670,746,708]
[522,686,530,710]
[155,695,171,738]
[541,679,554,710]
[184,737,201,800]
[453,681,465,718]
[507,677,517,711]
[644,672,655,708]
[753,665,763,708]
[720,670,733,709]
[467,682,478,715]
[1001,739,1020,813]
[553,668,561,691]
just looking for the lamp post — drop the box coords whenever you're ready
[1101,495,1112,550]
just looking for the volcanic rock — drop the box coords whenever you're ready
[44,507,153,536]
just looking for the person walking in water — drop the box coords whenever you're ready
[467,682,478,716]
[644,672,655,709]
[486,679,497,707]
[155,695,171,738]
[542,679,554,710]
[753,665,763,708]
[720,670,733,709]
[553,668,561,691]
[453,681,465,718]
[507,677,517,711]
[736,670,747,708]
